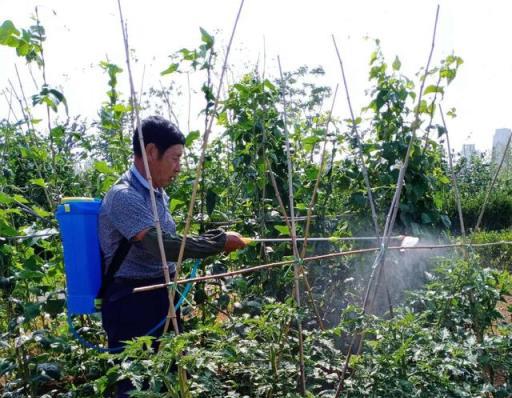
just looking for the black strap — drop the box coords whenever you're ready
[97,237,132,301]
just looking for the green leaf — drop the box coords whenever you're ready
[421,212,433,224]
[94,161,115,175]
[32,86,68,114]
[0,192,13,205]
[423,85,444,95]
[437,125,446,137]
[305,166,318,181]
[303,136,320,152]
[30,178,47,188]
[0,359,16,376]
[170,198,184,212]
[199,27,214,48]
[0,20,19,45]
[161,63,179,76]
[392,56,401,71]
[206,189,217,215]
[43,298,65,317]
[0,219,16,236]
[274,224,289,236]
[185,130,200,148]
[32,206,51,218]
[23,302,42,323]
[296,203,307,211]
[13,194,28,204]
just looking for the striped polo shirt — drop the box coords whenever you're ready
[98,166,176,280]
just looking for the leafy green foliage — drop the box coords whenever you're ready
[444,153,512,231]
[0,17,511,398]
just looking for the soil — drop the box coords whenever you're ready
[496,294,512,323]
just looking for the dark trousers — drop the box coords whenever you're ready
[101,277,181,398]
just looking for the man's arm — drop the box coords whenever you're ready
[134,228,246,261]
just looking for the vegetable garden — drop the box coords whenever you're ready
[1,2,511,397]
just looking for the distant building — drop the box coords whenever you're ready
[461,144,476,161]
[492,128,512,171]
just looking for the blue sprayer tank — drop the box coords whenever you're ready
[55,198,102,315]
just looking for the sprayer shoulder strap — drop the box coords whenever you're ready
[97,237,132,299]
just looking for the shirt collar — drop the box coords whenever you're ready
[130,165,163,195]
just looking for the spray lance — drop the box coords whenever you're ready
[240,235,419,247]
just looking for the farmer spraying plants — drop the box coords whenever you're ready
[98,115,246,396]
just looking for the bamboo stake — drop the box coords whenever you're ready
[334,6,441,396]
[439,104,466,241]
[294,86,339,332]
[169,0,245,336]
[10,73,53,210]
[133,241,512,292]
[332,36,380,240]
[115,3,191,394]
[422,75,442,153]
[300,85,338,258]
[475,128,512,231]
[186,72,192,134]
[364,5,440,319]
[277,56,306,395]
[34,8,56,171]
[266,159,292,232]
[332,35,395,316]
[2,89,18,121]
[266,158,325,330]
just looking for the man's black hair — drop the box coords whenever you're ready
[133,116,185,158]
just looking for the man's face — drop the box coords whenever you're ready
[147,144,184,188]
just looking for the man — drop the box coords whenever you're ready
[98,115,246,396]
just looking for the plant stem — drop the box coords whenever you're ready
[422,75,442,153]
[34,7,56,171]
[300,85,338,258]
[332,36,380,241]
[439,104,466,242]
[333,32,395,355]
[266,158,325,330]
[10,72,53,209]
[277,56,306,395]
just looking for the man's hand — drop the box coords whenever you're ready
[223,231,247,253]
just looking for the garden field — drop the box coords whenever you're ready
[1,4,512,397]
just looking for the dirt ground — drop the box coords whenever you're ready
[496,294,512,323]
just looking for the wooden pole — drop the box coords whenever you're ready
[332,35,395,317]
[439,104,466,241]
[332,36,380,240]
[277,56,306,395]
[116,1,190,394]
[300,85,338,258]
[167,0,245,336]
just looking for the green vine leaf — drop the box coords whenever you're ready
[161,62,179,76]
[392,56,401,71]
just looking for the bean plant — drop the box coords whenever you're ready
[0,17,511,398]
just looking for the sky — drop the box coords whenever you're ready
[1,0,511,152]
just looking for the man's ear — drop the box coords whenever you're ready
[146,143,158,161]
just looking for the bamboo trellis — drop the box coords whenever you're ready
[111,2,512,396]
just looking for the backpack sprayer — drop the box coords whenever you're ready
[55,197,198,352]
[55,198,103,315]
